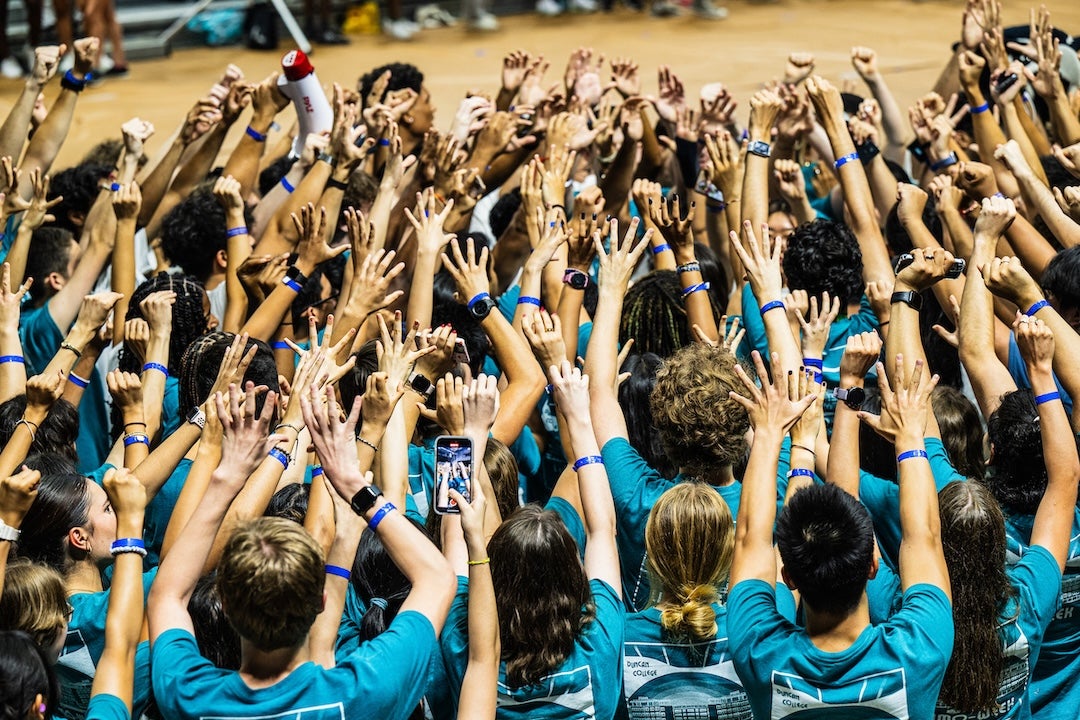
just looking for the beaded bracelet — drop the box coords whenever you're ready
[110,538,147,557]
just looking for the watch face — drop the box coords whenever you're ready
[468,297,495,320]
[844,387,866,409]
[411,374,433,394]
[564,270,588,290]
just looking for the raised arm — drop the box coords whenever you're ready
[827,332,884,498]
[728,351,818,587]
[0,468,40,590]
[1014,317,1080,571]
[91,469,148,712]
[0,266,29,403]
[0,46,63,161]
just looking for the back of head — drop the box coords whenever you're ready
[0,397,79,463]
[937,481,1014,713]
[178,332,279,417]
[985,390,1046,515]
[619,270,692,357]
[646,483,734,642]
[489,505,593,688]
[932,386,985,480]
[189,572,241,670]
[350,521,428,643]
[782,220,864,308]
[649,343,749,477]
[264,483,310,524]
[122,273,211,377]
[619,352,675,479]
[0,560,68,655]
[359,62,423,104]
[15,474,90,572]
[25,228,75,303]
[0,630,59,720]
[483,438,521,520]
[775,484,875,616]
[216,518,324,651]
[48,162,111,235]
[1040,246,1080,318]
[160,189,227,284]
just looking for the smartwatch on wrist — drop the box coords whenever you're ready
[187,407,206,429]
[349,485,384,516]
[0,518,20,542]
[747,140,771,158]
[834,386,866,411]
[563,269,590,290]
[408,372,434,400]
[468,295,496,321]
[890,290,923,312]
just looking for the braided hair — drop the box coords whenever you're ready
[620,270,714,358]
[119,273,211,377]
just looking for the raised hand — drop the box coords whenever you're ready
[442,237,491,306]
[462,374,500,439]
[215,381,281,479]
[292,203,347,272]
[610,56,641,98]
[702,131,741,195]
[301,383,363,492]
[72,37,100,76]
[111,182,141,223]
[859,355,939,443]
[25,370,65,414]
[851,46,879,82]
[729,350,818,434]
[797,293,842,359]
[981,256,1040,308]
[73,291,123,337]
[0,467,41,530]
[121,117,155,159]
[0,264,31,333]
[839,331,883,384]
[30,45,64,86]
[973,194,1016,241]
[1013,313,1054,375]
[21,169,61,231]
[651,65,686,124]
[729,221,784,304]
[212,175,244,214]
[376,311,434,392]
[594,217,653,293]
[895,247,958,292]
[106,370,143,414]
[784,52,816,85]
[208,333,258,399]
[549,360,590,422]
[103,467,148,520]
[523,309,567,369]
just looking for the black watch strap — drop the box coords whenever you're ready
[349,485,383,516]
[890,290,923,312]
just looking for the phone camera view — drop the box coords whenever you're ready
[435,436,473,514]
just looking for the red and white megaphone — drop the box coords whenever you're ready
[278,49,333,158]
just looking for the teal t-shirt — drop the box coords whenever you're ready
[600,436,793,612]
[19,302,110,472]
[729,580,953,720]
[858,437,966,570]
[57,569,156,720]
[142,458,193,567]
[1004,509,1080,720]
[85,693,129,720]
[620,589,797,720]
[442,576,625,719]
[161,375,182,436]
[152,611,436,720]
[934,545,1061,720]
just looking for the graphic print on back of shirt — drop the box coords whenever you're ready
[497,665,595,718]
[624,638,751,719]
[200,703,346,720]
[770,668,908,719]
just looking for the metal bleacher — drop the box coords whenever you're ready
[4,0,535,61]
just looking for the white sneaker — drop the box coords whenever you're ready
[0,57,23,78]
[469,11,499,30]
[384,18,417,39]
[536,0,563,16]
[568,0,597,11]
[693,0,728,18]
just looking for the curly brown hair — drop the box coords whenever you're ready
[649,343,749,477]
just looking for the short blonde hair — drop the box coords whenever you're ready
[216,518,325,651]
[645,483,735,643]
[0,559,69,651]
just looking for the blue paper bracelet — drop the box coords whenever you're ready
[897,449,929,463]
[123,434,150,447]
[311,465,324,477]
[788,468,815,479]
[245,125,267,142]
[834,152,859,169]
[682,282,710,298]
[803,358,823,370]
[1036,391,1061,405]
[653,243,672,255]
[110,538,146,557]
[68,373,89,389]
[517,296,541,307]
[280,176,295,193]
[970,102,991,114]
[272,341,291,350]
[268,447,289,469]
[283,276,303,292]
[368,502,396,531]
[572,455,604,471]
[760,300,786,316]
[0,355,24,364]
[142,362,168,377]
[226,226,248,238]
[1026,299,1049,316]
[325,564,351,580]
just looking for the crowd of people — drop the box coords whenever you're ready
[1,0,1080,717]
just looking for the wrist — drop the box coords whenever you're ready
[1027,366,1055,385]
[894,433,925,452]
[22,407,48,425]
[116,518,145,537]
[294,258,316,276]
[0,510,25,528]
[839,373,866,388]
[790,432,817,450]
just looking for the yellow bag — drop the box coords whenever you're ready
[343,1,380,34]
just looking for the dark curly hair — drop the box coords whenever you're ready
[984,389,1047,515]
[783,220,864,308]
[1040,246,1080,314]
[24,228,76,303]
[47,162,111,235]
[649,342,749,476]
[0,397,79,463]
[358,62,424,106]
[160,189,228,283]
[177,332,279,418]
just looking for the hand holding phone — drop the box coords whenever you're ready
[435,435,473,514]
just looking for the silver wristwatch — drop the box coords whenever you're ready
[0,517,20,542]
[187,407,207,429]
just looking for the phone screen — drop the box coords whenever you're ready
[435,436,473,514]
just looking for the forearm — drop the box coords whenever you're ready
[676,249,719,342]
[1012,166,1080,248]
[137,135,185,226]
[827,401,863,497]
[17,90,78,194]
[597,141,638,217]
[134,422,200,502]
[1004,216,1057,278]
[0,327,26,403]
[0,421,39,479]
[159,440,218,559]
[1001,104,1049,186]
[865,76,909,149]
[1023,300,1080,432]
[379,406,410,509]
[1046,90,1080,146]
[732,427,783,585]
[241,280,302,342]
[938,207,974,260]
[60,346,102,406]
[739,154,769,236]
[895,432,942,584]
[223,210,252,334]
[557,287,585,363]
[119,405,150,469]
[865,156,899,223]
[6,226,33,290]
[958,236,1015,417]
[222,117,274,200]
[484,313,545,444]
[110,219,138,344]
[251,163,304,242]
[0,79,44,161]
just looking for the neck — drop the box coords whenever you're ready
[682,464,735,486]
[205,272,225,291]
[803,593,871,652]
[65,560,104,595]
[238,638,309,689]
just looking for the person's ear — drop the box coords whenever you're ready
[44,272,65,293]
[868,555,879,580]
[68,210,86,228]
[780,565,796,591]
[29,693,46,720]
[68,526,92,555]
[402,114,415,126]
[215,248,228,271]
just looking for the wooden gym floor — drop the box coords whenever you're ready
[1,0,1080,169]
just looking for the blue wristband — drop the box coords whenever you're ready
[681,281,710,298]
[283,276,303,292]
[68,373,89,389]
[760,300,786,316]
[142,362,168,377]
[517,296,541,307]
[268,447,289,469]
[226,226,248,238]
[325,564,351,580]
[368,502,396,531]
[245,125,267,142]
[653,243,672,255]
[378,137,391,146]
[0,355,24,364]
[110,537,146,552]
[272,341,291,350]
[1026,299,1049,316]
[834,152,859,169]
[802,358,823,370]
[311,465,324,477]
[1036,391,1061,405]
[788,468,815,479]
[897,449,929,463]
[123,434,150,447]
[572,455,604,471]
[280,176,295,193]
[970,101,991,114]
[467,292,491,309]
[930,153,959,171]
